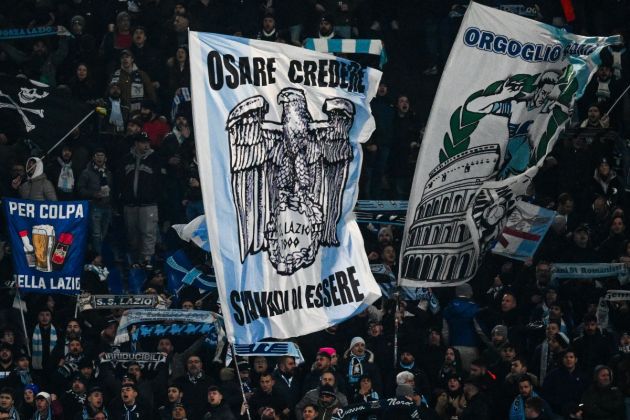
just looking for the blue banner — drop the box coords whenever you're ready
[3,198,88,294]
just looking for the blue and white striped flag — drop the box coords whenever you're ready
[189,32,382,344]
[226,341,304,365]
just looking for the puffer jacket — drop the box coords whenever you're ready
[19,157,57,201]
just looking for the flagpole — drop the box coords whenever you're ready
[16,289,31,356]
[393,289,400,368]
[604,81,630,118]
[232,342,252,420]
[40,109,95,159]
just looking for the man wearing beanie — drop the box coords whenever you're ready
[302,351,346,395]
[341,337,382,393]
[443,283,480,371]
[315,384,341,419]
[391,347,431,399]
[481,324,510,367]
[581,365,624,419]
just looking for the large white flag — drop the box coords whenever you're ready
[189,32,382,343]
[399,3,619,287]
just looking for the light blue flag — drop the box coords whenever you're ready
[491,201,555,261]
[189,32,383,343]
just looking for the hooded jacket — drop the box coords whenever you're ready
[118,147,163,206]
[295,386,348,419]
[19,157,57,201]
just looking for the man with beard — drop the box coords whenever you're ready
[98,81,129,136]
[109,49,156,112]
[272,356,302,410]
[0,344,14,383]
[45,145,77,200]
[53,338,86,390]
[0,37,69,87]
[139,100,170,149]
[302,352,346,395]
[61,375,87,419]
[75,386,107,420]
[173,355,216,419]
[51,319,88,363]
[256,12,281,42]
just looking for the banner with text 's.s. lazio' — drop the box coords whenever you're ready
[189,32,382,343]
[399,2,619,288]
[3,198,88,294]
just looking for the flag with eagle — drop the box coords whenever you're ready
[189,32,382,344]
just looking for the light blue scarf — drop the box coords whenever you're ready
[32,324,57,370]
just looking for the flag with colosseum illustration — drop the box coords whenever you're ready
[188,32,382,343]
[399,3,619,287]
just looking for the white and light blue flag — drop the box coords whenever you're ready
[400,3,619,287]
[491,201,555,261]
[189,32,382,343]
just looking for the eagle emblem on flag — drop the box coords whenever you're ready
[226,88,355,275]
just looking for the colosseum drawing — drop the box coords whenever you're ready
[401,144,500,284]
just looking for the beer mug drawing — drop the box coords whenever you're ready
[32,225,55,272]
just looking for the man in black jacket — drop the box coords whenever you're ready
[203,385,235,420]
[173,355,216,419]
[118,132,163,268]
[78,148,113,255]
[271,356,302,410]
[108,383,152,420]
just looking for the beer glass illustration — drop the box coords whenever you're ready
[32,225,55,272]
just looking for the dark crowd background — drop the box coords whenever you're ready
[0,1,629,419]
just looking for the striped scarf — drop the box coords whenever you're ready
[510,391,539,420]
[32,324,57,370]
[56,157,74,193]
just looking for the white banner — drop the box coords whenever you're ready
[399,3,619,287]
[551,263,628,280]
[189,32,382,343]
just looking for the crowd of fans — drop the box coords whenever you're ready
[0,0,629,419]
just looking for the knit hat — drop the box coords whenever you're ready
[25,384,40,395]
[71,15,85,26]
[350,337,365,349]
[318,347,337,357]
[319,384,336,398]
[87,386,103,396]
[491,325,508,338]
[35,392,51,402]
[395,384,415,398]
[455,283,473,299]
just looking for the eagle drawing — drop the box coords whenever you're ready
[226,88,356,275]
